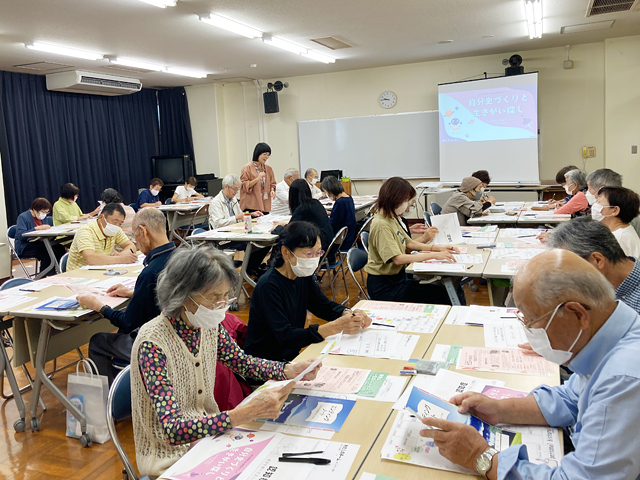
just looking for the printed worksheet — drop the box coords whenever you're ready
[0,294,34,311]
[465,305,518,326]
[425,369,505,401]
[412,263,466,273]
[500,260,528,274]
[430,213,463,244]
[324,330,418,360]
[362,302,448,334]
[483,320,528,349]
[451,254,484,264]
[499,228,547,237]
[294,366,370,394]
[456,347,556,376]
[490,248,544,260]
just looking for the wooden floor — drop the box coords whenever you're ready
[0,268,491,480]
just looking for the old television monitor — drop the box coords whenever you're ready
[320,169,343,181]
[152,155,193,184]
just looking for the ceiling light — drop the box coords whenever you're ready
[524,0,543,39]
[302,50,336,64]
[437,40,454,44]
[199,14,263,39]
[262,36,308,55]
[110,57,164,71]
[165,67,208,78]
[26,42,104,60]
[136,0,177,8]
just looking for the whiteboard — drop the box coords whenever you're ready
[298,111,439,180]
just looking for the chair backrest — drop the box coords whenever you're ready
[192,228,206,236]
[361,231,370,253]
[430,202,442,216]
[6,226,17,253]
[165,198,173,205]
[186,204,209,234]
[316,227,348,273]
[1,278,34,290]
[423,210,431,226]
[107,365,139,480]
[61,252,69,272]
[7,225,16,240]
[138,188,146,195]
[352,215,373,252]
[346,247,369,300]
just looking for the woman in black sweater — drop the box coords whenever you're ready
[244,221,371,362]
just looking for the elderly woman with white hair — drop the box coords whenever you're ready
[534,169,589,217]
[131,247,320,477]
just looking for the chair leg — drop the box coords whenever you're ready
[340,263,350,305]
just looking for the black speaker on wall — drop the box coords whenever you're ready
[263,91,279,114]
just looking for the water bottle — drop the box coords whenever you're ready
[244,211,252,233]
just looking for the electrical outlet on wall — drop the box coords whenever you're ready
[632,145,638,155]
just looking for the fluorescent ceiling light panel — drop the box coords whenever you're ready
[199,14,263,39]
[262,36,308,55]
[524,0,543,39]
[302,50,336,64]
[165,67,208,78]
[26,42,104,60]
[136,0,177,8]
[110,57,164,71]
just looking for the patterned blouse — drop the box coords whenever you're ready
[138,316,287,445]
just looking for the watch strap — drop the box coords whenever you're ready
[476,447,499,478]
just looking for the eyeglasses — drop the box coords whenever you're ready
[290,248,324,258]
[194,293,237,310]
[515,302,589,330]
[227,185,240,192]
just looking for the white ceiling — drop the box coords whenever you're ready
[0,0,639,88]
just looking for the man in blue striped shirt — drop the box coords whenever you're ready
[547,217,640,313]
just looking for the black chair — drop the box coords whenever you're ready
[430,202,442,216]
[315,227,350,304]
[346,247,369,300]
[361,231,370,254]
[106,365,151,480]
[164,198,173,205]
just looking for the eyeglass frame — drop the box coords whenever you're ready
[287,247,325,259]
[192,292,237,311]
[515,301,590,331]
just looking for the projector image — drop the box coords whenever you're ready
[416,182,444,192]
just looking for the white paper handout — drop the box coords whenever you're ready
[412,263,466,273]
[465,305,518,326]
[324,330,418,360]
[423,369,505,401]
[430,213,463,244]
[294,332,342,381]
[80,254,145,269]
[484,320,528,349]
[452,254,484,264]
[490,248,544,260]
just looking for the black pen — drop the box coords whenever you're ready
[279,457,331,465]
[372,322,396,328]
[282,451,324,457]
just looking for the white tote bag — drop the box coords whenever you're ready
[66,358,111,444]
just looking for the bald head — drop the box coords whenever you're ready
[514,249,615,316]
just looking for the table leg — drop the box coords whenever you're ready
[442,277,461,306]
[0,339,27,432]
[29,321,86,436]
[487,279,495,306]
[34,238,59,279]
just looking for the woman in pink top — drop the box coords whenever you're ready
[240,143,277,213]
[554,168,589,216]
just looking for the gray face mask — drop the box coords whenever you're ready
[473,190,482,201]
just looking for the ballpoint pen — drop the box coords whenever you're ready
[278,457,331,465]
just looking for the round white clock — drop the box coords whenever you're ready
[379,91,397,109]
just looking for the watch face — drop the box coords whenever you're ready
[379,91,397,109]
[477,453,491,473]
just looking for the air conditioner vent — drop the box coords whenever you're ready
[79,75,142,90]
[587,0,638,16]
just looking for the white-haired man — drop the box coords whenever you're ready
[420,249,640,479]
[271,168,299,216]
[304,168,324,200]
[209,173,268,277]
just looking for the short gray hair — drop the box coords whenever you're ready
[547,217,626,264]
[586,168,623,191]
[222,174,240,188]
[304,168,316,179]
[156,247,239,318]
[284,168,298,180]
[565,169,587,189]
[132,208,166,234]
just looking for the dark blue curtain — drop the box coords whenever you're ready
[157,87,195,166]
[0,70,160,224]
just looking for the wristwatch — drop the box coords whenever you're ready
[476,447,499,478]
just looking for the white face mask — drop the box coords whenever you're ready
[523,303,583,365]
[289,252,320,277]
[312,178,319,184]
[395,201,409,216]
[564,184,573,195]
[101,218,121,237]
[591,203,612,222]
[184,296,228,329]
[150,189,160,196]
[406,205,415,214]
[585,191,597,205]
[36,211,47,220]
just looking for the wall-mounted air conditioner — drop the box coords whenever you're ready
[46,70,142,96]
